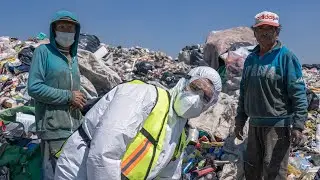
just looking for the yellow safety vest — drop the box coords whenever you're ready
[55,80,186,180]
[121,80,186,180]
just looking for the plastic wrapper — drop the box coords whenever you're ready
[18,46,35,66]
[78,33,101,53]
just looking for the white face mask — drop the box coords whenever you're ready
[174,91,204,119]
[55,31,75,48]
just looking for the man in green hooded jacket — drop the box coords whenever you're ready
[28,10,86,179]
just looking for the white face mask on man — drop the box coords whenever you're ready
[173,91,204,119]
[55,31,75,48]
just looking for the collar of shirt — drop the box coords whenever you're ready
[250,41,283,55]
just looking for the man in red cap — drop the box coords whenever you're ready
[234,11,308,180]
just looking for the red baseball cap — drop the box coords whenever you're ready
[253,11,280,27]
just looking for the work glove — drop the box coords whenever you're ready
[234,125,244,140]
[291,128,304,147]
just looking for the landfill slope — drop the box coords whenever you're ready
[0,31,319,180]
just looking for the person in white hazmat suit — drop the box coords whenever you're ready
[54,66,222,180]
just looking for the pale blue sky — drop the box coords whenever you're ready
[0,0,318,63]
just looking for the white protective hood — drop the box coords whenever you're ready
[54,66,221,180]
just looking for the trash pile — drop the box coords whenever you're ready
[303,65,320,98]
[283,65,320,180]
[0,27,319,179]
[101,46,191,88]
[185,93,248,180]
[77,34,192,94]
[181,131,227,180]
[0,36,50,110]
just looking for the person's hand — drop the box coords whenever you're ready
[291,129,303,147]
[234,125,244,140]
[71,91,86,109]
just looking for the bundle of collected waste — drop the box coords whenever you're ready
[220,45,255,96]
[204,27,257,70]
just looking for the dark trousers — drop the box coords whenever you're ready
[244,126,290,180]
[41,139,66,180]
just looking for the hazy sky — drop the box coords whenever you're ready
[0,0,318,63]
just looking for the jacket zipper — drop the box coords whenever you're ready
[69,58,73,133]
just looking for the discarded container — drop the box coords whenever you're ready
[191,166,216,178]
[94,45,108,60]
[183,158,195,174]
[188,128,199,145]
[16,112,35,133]
[316,124,320,151]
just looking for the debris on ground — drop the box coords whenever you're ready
[0,28,318,180]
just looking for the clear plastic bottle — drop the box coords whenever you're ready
[316,124,320,151]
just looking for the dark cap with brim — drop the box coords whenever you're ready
[53,17,79,24]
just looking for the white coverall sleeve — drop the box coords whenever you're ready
[86,84,157,180]
[157,151,185,180]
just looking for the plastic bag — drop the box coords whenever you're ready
[228,42,254,51]
[77,49,122,95]
[225,51,245,78]
[306,89,320,111]
[160,72,186,88]
[78,34,101,53]
[188,93,238,140]
[190,49,208,66]
[134,61,154,75]
[178,51,190,64]
[0,166,9,180]
[18,46,35,66]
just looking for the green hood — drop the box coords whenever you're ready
[50,10,80,57]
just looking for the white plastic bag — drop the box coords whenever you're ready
[16,112,35,133]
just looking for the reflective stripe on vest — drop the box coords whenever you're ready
[121,80,170,180]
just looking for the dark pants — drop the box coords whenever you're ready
[244,126,290,180]
[41,139,66,180]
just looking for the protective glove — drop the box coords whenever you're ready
[234,125,244,140]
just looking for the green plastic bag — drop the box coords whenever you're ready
[217,65,227,84]
[0,143,41,180]
[0,106,35,123]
